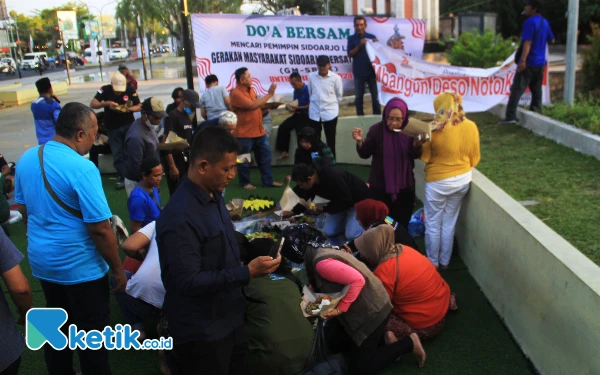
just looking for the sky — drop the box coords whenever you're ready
[6,0,117,17]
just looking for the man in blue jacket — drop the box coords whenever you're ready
[31,78,61,144]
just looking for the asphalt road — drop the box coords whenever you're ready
[0,66,59,81]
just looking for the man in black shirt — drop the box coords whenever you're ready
[161,89,197,195]
[157,126,280,375]
[288,164,369,244]
[90,72,141,190]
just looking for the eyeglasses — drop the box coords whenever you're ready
[386,116,404,123]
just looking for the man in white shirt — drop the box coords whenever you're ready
[308,55,343,157]
[113,221,169,373]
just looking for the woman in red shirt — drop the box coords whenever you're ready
[355,225,457,341]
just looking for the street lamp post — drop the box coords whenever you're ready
[6,21,22,78]
[137,13,148,80]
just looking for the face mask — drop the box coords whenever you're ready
[145,120,159,131]
[184,107,193,115]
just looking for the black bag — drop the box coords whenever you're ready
[301,319,347,375]
[515,17,544,65]
[281,224,328,263]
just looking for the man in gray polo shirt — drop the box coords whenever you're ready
[124,97,167,196]
[200,74,231,127]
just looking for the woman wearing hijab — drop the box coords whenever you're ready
[420,92,480,269]
[293,126,336,170]
[354,225,457,342]
[352,97,422,229]
[304,244,426,374]
[346,199,419,252]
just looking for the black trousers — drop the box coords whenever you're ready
[162,152,188,196]
[172,325,249,375]
[309,117,338,158]
[371,188,416,230]
[349,316,414,375]
[505,66,544,121]
[39,275,111,375]
[0,357,21,375]
[275,113,310,153]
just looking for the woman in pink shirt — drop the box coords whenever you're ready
[304,245,426,374]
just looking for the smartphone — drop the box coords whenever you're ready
[269,237,285,259]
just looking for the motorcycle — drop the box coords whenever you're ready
[0,64,16,76]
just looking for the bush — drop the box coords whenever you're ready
[447,29,517,68]
[542,94,600,135]
[581,23,600,94]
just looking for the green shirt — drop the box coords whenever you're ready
[245,275,314,375]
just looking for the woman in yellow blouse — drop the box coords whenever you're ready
[420,92,480,269]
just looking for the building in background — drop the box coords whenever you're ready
[344,0,439,41]
[0,0,7,20]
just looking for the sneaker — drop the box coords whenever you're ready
[497,119,518,125]
[115,182,125,190]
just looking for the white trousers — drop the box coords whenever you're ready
[424,173,471,267]
[125,178,138,197]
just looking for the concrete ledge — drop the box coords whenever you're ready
[0,82,21,91]
[413,160,600,374]
[0,81,68,106]
[490,104,600,161]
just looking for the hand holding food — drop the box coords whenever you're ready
[305,296,333,316]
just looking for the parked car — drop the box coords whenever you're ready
[108,48,128,60]
[21,52,47,70]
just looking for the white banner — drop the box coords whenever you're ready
[366,41,551,113]
[57,11,79,41]
[191,14,426,95]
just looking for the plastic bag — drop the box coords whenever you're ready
[407,208,425,237]
[281,224,328,264]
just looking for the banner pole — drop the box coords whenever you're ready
[180,0,194,90]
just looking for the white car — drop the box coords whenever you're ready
[108,48,128,60]
[0,57,15,69]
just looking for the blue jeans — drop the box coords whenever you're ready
[237,135,274,187]
[354,74,381,116]
[324,208,364,245]
[110,271,160,331]
[107,124,132,180]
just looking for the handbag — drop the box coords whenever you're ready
[515,17,543,65]
[38,145,83,219]
[301,319,347,375]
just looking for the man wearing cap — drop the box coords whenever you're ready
[230,67,281,190]
[162,89,197,195]
[308,55,343,157]
[347,16,381,116]
[123,97,166,197]
[31,78,61,145]
[119,64,138,90]
[90,72,141,190]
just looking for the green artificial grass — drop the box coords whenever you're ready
[469,112,600,265]
[3,166,532,374]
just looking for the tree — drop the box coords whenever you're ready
[440,0,600,43]
[116,0,243,39]
[258,0,324,15]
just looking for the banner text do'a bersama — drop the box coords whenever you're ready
[191,14,427,95]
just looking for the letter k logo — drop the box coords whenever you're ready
[26,308,69,350]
